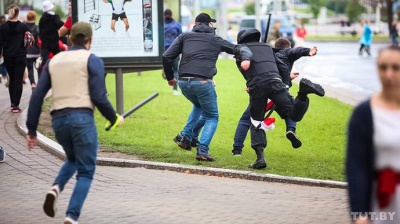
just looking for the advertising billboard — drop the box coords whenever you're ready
[72,0,163,68]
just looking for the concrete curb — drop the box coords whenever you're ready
[17,107,347,189]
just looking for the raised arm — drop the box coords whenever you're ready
[287,46,316,63]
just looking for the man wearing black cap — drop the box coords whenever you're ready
[163,13,253,162]
[26,22,124,223]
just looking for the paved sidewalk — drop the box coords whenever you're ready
[0,84,349,224]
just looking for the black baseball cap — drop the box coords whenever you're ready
[195,13,216,24]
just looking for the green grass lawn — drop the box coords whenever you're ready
[95,60,352,181]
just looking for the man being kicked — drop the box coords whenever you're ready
[234,29,324,169]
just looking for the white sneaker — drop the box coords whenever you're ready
[43,185,60,217]
[0,147,5,162]
[173,90,180,96]
[64,216,78,224]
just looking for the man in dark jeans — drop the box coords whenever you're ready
[26,22,123,223]
[163,13,252,162]
[232,38,319,155]
[233,29,324,169]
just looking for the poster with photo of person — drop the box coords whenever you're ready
[72,0,163,66]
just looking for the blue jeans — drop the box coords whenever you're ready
[178,79,219,156]
[51,112,98,221]
[0,63,7,77]
[192,115,205,141]
[232,106,297,150]
[391,34,399,46]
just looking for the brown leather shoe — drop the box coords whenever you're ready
[196,154,215,162]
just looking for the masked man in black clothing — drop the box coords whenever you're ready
[235,29,324,169]
[163,13,252,162]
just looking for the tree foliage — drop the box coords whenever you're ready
[326,0,347,14]
[244,2,255,15]
[308,0,328,19]
[345,0,366,22]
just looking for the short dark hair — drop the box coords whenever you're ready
[71,34,89,46]
[164,9,172,16]
[275,38,291,49]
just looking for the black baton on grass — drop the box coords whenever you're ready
[105,92,159,131]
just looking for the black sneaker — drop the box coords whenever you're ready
[191,139,200,148]
[173,134,182,144]
[0,147,5,162]
[232,148,242,156]
[286,130,302,149]
[299,78,325,97]
[196,154,215,162]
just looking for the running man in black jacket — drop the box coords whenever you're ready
[163,13,252,162]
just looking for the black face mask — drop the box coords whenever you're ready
[164,16,172,22]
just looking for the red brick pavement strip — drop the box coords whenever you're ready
[0,84,350,224]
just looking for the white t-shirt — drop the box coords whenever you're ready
[111,0,125,15]
[371,108,400,224]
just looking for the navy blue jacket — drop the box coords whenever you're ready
[346,100,374,214]
[26,45,117,136]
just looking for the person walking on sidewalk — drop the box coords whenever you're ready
[0,4,30,113]
[26,11,40,90]
[163,13,252,162]
[346,46,400,224]
[390,18,399,47]
[26,22,124,224]
[0,15,9,87]
[359,20,373,57]
[38,0,64,76]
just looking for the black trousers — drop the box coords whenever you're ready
[248,79,309,150]
[27,57,38,85]
[39,47,60,77]
[5,56,27,107]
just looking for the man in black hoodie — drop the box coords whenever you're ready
[38,1,64,76]
[163,13,252,162]
[233,28,324,169]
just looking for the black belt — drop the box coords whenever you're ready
[178,76,210,81]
